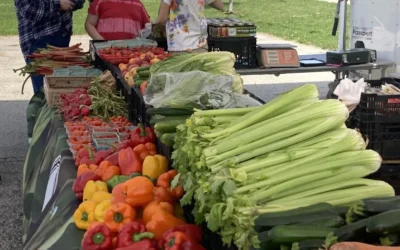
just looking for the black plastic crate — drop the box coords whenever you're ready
[350,78,400,160]
[368,164,400,194]
[90,40,109,71]
[208,37,257,69]
[129,86,150,124]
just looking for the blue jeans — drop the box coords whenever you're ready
[25,29,71,94]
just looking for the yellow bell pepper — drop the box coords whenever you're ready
[94,200,112,222]
[142,154,168,179]
[73,200,98,230]
[92,191,112,203]
[83,180,108,201]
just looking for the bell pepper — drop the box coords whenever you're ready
[116,221,154,248]
[163,224,202,243]
[142,155,168,179]
[83,180,109,201]
[157,170,184,200]
[104,202,136,232]
[78,147,94,160]
[130,124,156,148]
[74,200,98,230]
[101,165,121,182]
[140,81,147,95]
[81,222,113,250]
[163,231,205,250]
[94,161,113,178]
[107,175,132,191]
[146,210,185,240]
[111,183,128,204]
[94,200,112,222]
[105,152,119,166]
[153,186,174,204]
[143,201,174,225]
[77,164,98,177]
[115,239,156,250]
[73,172,101,200]
[92,191,112,203]
[118,148,142,175]
[116,140,132,152]
[133,143,157,162]
[125,176,154,208]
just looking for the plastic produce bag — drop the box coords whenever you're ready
[333,78,366,112]
[138,23,152,39]
[144,71,240,109]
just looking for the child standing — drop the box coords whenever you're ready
[155,0,224,53]
[85,0,151,40]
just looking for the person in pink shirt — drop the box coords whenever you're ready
[85,0,151,40]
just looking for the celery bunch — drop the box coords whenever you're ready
[171,84,394,250]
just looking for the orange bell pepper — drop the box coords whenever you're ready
[118,147,142,175]
[133,143,157,162]
[146,210,185,240]
[104,202,136,232]
[95,161,113,177]
[153,186,174,204]
[125,176,154,208]
[142,201,174,224]
[111,183,128,204]
[157,170,184,201]
[77,164,98,177]
[101,165,121,182]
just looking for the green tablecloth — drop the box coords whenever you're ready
[22,96,83,250]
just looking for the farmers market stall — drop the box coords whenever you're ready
[19,37,400,250]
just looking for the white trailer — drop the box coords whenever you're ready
[348,0,399,78]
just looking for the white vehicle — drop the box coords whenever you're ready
[347,0,398,78]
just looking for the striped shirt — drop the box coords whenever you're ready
[15,0,85,57]
[88,0,151,40]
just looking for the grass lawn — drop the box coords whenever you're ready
[3,0,349,50]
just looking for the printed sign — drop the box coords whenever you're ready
[352,26,373,41]
[42,155,62,211]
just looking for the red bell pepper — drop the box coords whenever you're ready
[72,171,101,199]
[116,221,154,248]
[115,239,156,250]
[130,124,156,148]
[81,223,113,250]
[117,140,132,152]
[163,231,205,250]
[163,224,202,243]
[118,148,142,175]
[105,152,119,166]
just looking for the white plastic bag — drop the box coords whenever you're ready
[138,23,152,38]
[144,71,236,109]
[333,78,366,112]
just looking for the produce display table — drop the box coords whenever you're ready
[237,53,394,80]
[20,40,400,250]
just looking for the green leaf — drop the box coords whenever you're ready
[223,180,236,196]
[211,178,225,194]
[170,173,180,189]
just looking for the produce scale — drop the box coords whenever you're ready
[18,2,400,250]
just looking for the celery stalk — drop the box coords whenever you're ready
[236,149,381,195]
[193,107,259,117]
[208,115,347,168]
[250,130,366,178]
[232,128,355,175]
[268,177,385,205]
[204,100,348,158]
[201,84,319,139]
[259,181,395,212]
[267,166,378,202]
